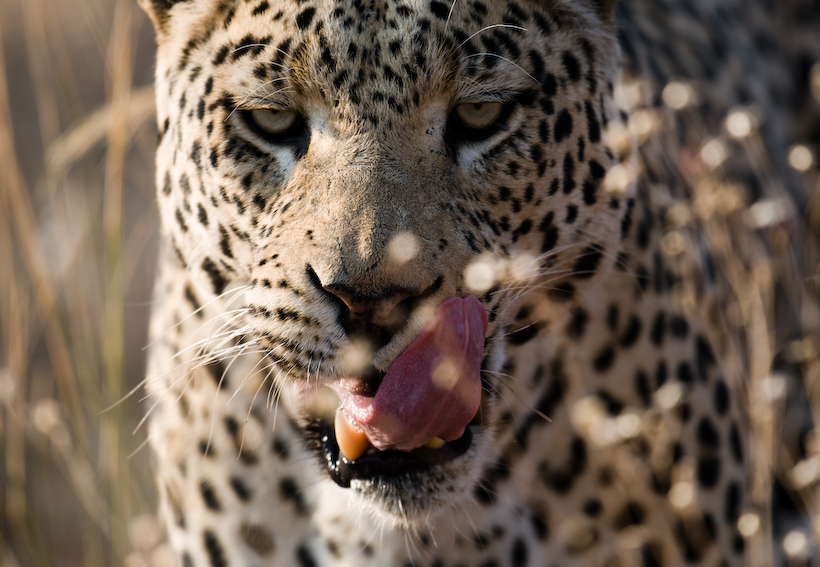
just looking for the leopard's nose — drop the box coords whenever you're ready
[307,265,443,348]
[322,283,420,336]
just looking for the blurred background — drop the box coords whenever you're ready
[0,0,163,564]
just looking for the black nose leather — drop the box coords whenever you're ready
[322,283,420,339]
[307,265,443,351]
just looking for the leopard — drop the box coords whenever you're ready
[136,0,820,565]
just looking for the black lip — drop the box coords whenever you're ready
[305,419,474,488]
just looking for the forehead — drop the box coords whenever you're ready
[209,0,548,42]
[170,0,600,98]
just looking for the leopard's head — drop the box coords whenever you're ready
[142,0,629,526]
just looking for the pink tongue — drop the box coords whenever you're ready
[332,296,488,451]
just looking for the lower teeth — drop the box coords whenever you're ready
[424,437,446,449]
[333,410,447,460]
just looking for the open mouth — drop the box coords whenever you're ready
[301,295,489,488]
[306,416,476,488]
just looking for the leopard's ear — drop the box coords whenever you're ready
[138,0,186,34]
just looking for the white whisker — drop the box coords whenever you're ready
[463,53,538,82]
[459,24,527,48]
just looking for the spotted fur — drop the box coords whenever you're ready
[138,0,819,565]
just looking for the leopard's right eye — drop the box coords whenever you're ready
[453,102,504,132]
[241,108,305,143]
[446,101,513,144]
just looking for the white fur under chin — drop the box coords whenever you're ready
[311,455,495,563]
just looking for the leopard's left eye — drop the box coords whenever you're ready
[242,108,305,142]
[447,101,510,143]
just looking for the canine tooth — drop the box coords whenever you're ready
[334,410,370,461]
[424,437,445,449]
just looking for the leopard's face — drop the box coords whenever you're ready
[153,0,627,526]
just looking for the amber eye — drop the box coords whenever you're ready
[242,108,304,141]
[454,102,504,130]
[448,101,510,143]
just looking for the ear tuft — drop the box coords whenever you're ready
[138,0,187,33]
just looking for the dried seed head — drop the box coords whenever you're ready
[700,139,728,169]
[737,513,760,537]
[387,232,420,264]
[788,145,814,172]
[669,481,695,508]
[464,256,498,292]
[783,531,808,558]
[662,81,695,110]
[725,109,756,139]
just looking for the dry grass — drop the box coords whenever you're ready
[0,0,158,564]
[0,1,818,566]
